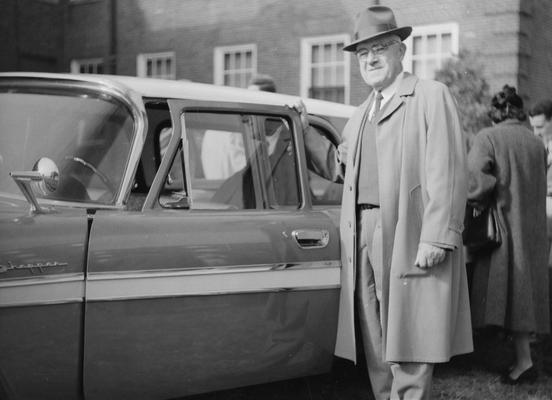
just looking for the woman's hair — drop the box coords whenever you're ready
[488,84,526,123]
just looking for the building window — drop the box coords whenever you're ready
[70,58,104,74]
[137,52,176,79]
[301,35,350,104]
[214,44,257,88]
[403,23,459,80]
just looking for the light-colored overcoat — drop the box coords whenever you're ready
[334,72,473,363]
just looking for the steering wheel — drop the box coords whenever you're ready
[64,156,116,194]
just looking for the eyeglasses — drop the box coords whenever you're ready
[356,40,399,61]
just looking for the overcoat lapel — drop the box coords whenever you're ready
[376,73,417,123]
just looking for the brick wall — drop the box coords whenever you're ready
[522,0,552,108]
[0,0,64,72]
[63,0,111,72]
[4,0,552,108]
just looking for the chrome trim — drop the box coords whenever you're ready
[86,285,341,302]
[292,229,330,249]
[9,171,51,214]
[87,260,341,280]
[0,273,85,308]
[0,262,341,306]
[86,263,340,301]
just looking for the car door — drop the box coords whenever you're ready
[0,201,88,400]
[83,100,341,399]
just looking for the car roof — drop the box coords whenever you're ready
[0,72,355,119]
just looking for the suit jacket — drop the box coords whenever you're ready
[335,72,473,363]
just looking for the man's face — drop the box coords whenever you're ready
[529,114,551,138]
[355,35,405,91]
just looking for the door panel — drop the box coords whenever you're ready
[0,200,87,399]
[84,210,340,399]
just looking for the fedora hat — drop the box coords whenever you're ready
[343,6,412,52]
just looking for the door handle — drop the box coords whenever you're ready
[291,229,330,249]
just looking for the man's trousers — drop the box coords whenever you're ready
[356,207,434,400]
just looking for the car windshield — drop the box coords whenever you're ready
[0,84,135,205]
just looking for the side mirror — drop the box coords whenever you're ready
[9,157,59,214]
[32,157,60,195]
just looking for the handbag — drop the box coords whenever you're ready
[463,204,502,252]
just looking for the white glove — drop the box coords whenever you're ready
[415,243,447,268]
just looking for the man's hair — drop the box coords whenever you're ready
[528,99,552,120]
[248,74,276,92]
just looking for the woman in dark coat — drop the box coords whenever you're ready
[467,85,550,383]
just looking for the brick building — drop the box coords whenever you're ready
[2,0,552,107]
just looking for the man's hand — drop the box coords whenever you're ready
[336,143,348,165]
[286,99,309,130]
[414,243,447,268]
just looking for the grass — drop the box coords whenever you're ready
[186,328,552,399]
[432,329,552,400]
[433,365,552,400]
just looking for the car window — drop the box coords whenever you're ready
[158,111,300,210]
[0,87,134,205]
[305,123,343,206]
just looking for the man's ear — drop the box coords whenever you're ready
[398,42,407,61]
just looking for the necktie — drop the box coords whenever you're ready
[371,91,383,122]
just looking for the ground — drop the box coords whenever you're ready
[186,329,552,400]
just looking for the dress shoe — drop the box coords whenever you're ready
[500,365,538,385]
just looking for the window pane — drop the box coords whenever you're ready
[97,64,104,74]
[245,51,252,68]
[160,112,250,209]
[323,43,332,62]
[0,89,134,204]
[312,45,320,64]
[323,66,332,85]
[412,60,422,77]
[312,67,320,86]
[442,33,452,53]
[166,58,172,76]
[336,65,344,85]
[235,52,242,69]
[336,42,344,53]
[147,60,152,76]
[427,34,437,54]
[413,36,423,55]
[224,53,231,70]
[263,117,299,207]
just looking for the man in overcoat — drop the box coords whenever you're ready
[334,6,473,399]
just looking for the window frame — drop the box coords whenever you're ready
[300,34,351,104]
[143,99,307,211]
[136,51,176,80]
[213,44,257,88]
[403,22,459,80]
[70,58,105,74]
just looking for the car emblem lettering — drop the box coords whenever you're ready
[0,261,68,274]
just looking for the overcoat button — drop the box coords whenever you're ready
[348,186,353,191]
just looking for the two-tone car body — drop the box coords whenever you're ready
[0,73,354,400]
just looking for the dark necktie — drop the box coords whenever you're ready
[371,91,383,122]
